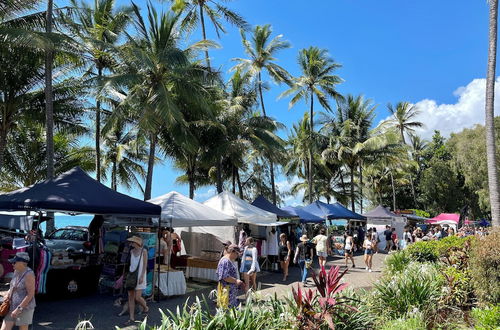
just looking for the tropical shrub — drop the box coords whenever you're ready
[372,262,444,318]
[384,249,411,274]
[333,288,372,330]
[379,313,426,330]
[439,266,474,308]
[291,265,357,329]
[469,229,500,305]
[471,304,500,329]
[139,295,294,330]
[406,241,439,262]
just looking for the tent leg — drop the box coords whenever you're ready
[156,217,161,302]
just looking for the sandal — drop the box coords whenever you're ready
[125,319,135,325]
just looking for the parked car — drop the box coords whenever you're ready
[45,226,93,253]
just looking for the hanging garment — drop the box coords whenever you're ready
[266,228,279,256]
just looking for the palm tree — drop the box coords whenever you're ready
[486,0,500,226]
[103,3,215,200]
[102,121,148,193]
[384,102,424,208]
[45,0,54,181]
[233,24,290,117]
[169,0,248,68]
[64,0,132,183]
[232,24,290,204]
[385,102,423,144]
[0,120,93,192]
[280,46,343,203]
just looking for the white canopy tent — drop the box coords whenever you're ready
[148,191,237,227]
[148,191,238,257]
[203,191,277,224]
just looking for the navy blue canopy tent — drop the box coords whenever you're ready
[0,167,161,217]
[302,201,365,220]
[251,195,295,218]
[282,206,324,223]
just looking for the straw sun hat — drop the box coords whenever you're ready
[300,235,309,242]
[127,236,143,246]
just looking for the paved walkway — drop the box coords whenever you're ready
[31,252,387,329]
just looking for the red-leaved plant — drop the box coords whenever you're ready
[291,265,356,329]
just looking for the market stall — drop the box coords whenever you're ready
[426,213,460,231]
[202,192,278,272]
[148,191,237,289]
[0,167,161,297]
[363,205,405,250]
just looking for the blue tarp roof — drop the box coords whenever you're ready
[302,201,365,220]
[251,195,295,218]
[281,206,324,223]
[0,167,161,217]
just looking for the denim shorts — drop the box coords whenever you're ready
[364,249,374,255]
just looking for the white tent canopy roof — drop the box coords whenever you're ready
[203,191,277,224]
[148,191,237,227]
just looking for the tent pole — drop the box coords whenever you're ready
[156,217,161,302]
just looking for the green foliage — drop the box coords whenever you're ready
[372,262,444,318]
[471,305,500,330]
[469,229,500,305]
[406,241,439,262]
[384,249,411,274]
[379,313,426,330]
[408,209,430,218]
[439,266,474,308]
[447,118,500,216]
[142,295,295,330]
[333,288,373,330]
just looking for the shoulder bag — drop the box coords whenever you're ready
[0,270,29,317]
[124,249,143,291]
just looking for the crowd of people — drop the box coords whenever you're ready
[215,222,491,308]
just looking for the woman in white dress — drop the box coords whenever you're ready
[126,236,149,324]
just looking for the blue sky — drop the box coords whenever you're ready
[104,0,493,204]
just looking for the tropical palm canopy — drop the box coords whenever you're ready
[0,0,498,227]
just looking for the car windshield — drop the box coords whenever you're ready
[49,229,86,241]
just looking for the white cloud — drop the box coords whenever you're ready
[276,177,304,206]
[194,187,216,202]
[383,78,500,140]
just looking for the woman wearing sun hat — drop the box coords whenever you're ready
[125,236,149,324]
[2,252,36,330]
[293,235,313,285]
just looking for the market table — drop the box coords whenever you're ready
[156,270,186,296]
[185,257,218,281]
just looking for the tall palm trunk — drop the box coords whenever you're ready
[409,175,417,207]
[96,66,103,182]
[0,124,8,171]
[359,162,363,213]
[188,169,195,199]
[216,156,223,193]
[45,0,55,234]
[258,72,267,116]
[111,159,117,190]
[236,168,244,199]
[308,91,314,204]
[256,72,277,204]
[269,158,277,205]
[144,134,156,201]
[199,3,210,68]
[350,165,355,212]
[486,0,500,226]
[232,165,236,194]
[389,170,396,212]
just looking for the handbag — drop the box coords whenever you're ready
[124,249,143,291]
[216,282,229,309]
[0,270,29,317]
